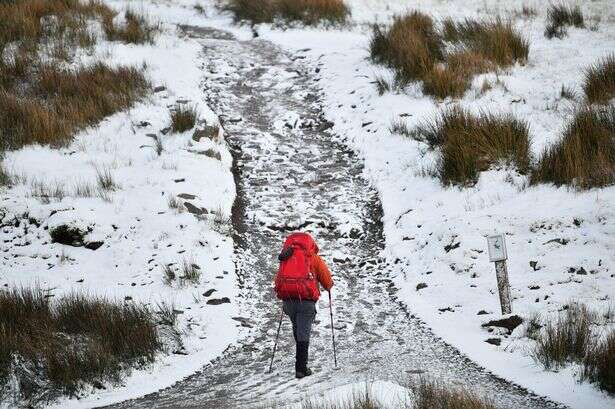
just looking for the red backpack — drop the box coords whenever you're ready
[274,232,319,301]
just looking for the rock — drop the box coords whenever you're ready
[444,241,461,253]
[207,297,230,305]
[160,127,171,135]
[136,121,150,128]
[529,285,540,290]
[477,310,489,315]
[154,85,166,93]
[416,282,428,291]
[84,241,104,250]
[576,267,588,275]
[124,296,132,301]
[529,260,540,271]
[544,238,569,245]
[174,178,185,183]
[177,193,197,200]
[50,224,86,246]
[481,315,523,334]
[485,338,501,346]
[184,202,206,215]
[438,307,454,313]
[203,289,216,297]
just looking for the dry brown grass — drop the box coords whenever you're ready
[583,54,615,104]
[0,287,161,404]
[414,108,531,185]
[545,3,584,39]
[1,63,149,151]
[532,106,615,189]
[583,331,615,393]
[0,1,151,154]
[225,0,349,25]
[409,378,496,409]
[102,9,159,44]
[370,11,444,84]
[371,12,527,99]
[442,18,529,67]
[170,104,198,133]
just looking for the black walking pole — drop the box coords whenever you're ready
[268,307,284,373]
[328,291,338,368]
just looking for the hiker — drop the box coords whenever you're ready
[274,232,333,379]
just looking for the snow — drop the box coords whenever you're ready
[2,0,615,407]
[1,1,240,407]
[291,381,410,408]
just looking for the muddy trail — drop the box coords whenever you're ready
[107,27,565,409]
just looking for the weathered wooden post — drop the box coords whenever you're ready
[487,234,512,315]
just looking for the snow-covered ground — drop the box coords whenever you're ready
[1,1,241,407]
[2,0,614,407]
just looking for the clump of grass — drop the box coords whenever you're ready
[1,63,149,152]
[162,264,176,285]
[373,74,392,95]
[414,108,531,185]
[371,12,527,99]
[369,12,444,85]
[389,118,412,137]
[167,195,184,212]
[532,106,615,189]
[409,377,496,409]
[442,18,529,67]
[583,54,615,104]
[545,3,584,39]
[583,331,615,393]
[0,287,161,404]
[533,303,595,370]
[102,9,159,44]
[181,260,201,284]
[170,105,198,133]
[95,166,118,191]
[225,0,349,25]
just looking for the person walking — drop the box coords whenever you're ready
[274,232,333,379]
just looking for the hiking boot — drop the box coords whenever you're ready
[295,368,312,379]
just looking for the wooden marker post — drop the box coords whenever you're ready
[487,234,512,315]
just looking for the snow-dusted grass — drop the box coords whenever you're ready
[369,11,528,99]
[0,287,163,405]
[413,107,531,185]
[544,3,585,39]
[583,54,615,104]
[532,106,615,188]
[102,8,160,44]
[170,104,198,133]
[225,0,350,25]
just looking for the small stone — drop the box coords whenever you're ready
[477,310,489,315]
[154,85,166,93]
[203,289,216,297]
[481,315,523,334]
[485,338,501,346]
[207,297,230,305]
[184,202,205,215]
[124,296,133,301]
[529,261,540,271]
[174,178,185,183]
[177,193,197,200]
[416,282,428,291]
[85,241,104,250]
[529,285,540,290]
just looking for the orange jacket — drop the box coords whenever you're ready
[312,253,333,291]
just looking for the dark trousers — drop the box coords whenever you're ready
[282,300,316,372]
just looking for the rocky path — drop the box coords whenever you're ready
[107,26,565,409]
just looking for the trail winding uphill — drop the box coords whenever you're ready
[106,26,565,409]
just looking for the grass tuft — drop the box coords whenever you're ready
[170,105,198,133]
[545,3,584,39]
[533,303,594,369]
[532,106,615,189]
[225,0,349,25]
[102,9,159,44]
[583,54,615,104]
[0,287,160,403]
[409,377,496,409]
[583,331,615,393]
[414,108,531,185]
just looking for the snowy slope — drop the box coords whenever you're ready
[1,1,242,407]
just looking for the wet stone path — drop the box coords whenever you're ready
[107,26,565,409]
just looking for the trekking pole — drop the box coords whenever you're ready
[268,307,284,373]
[328,291,338,368]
